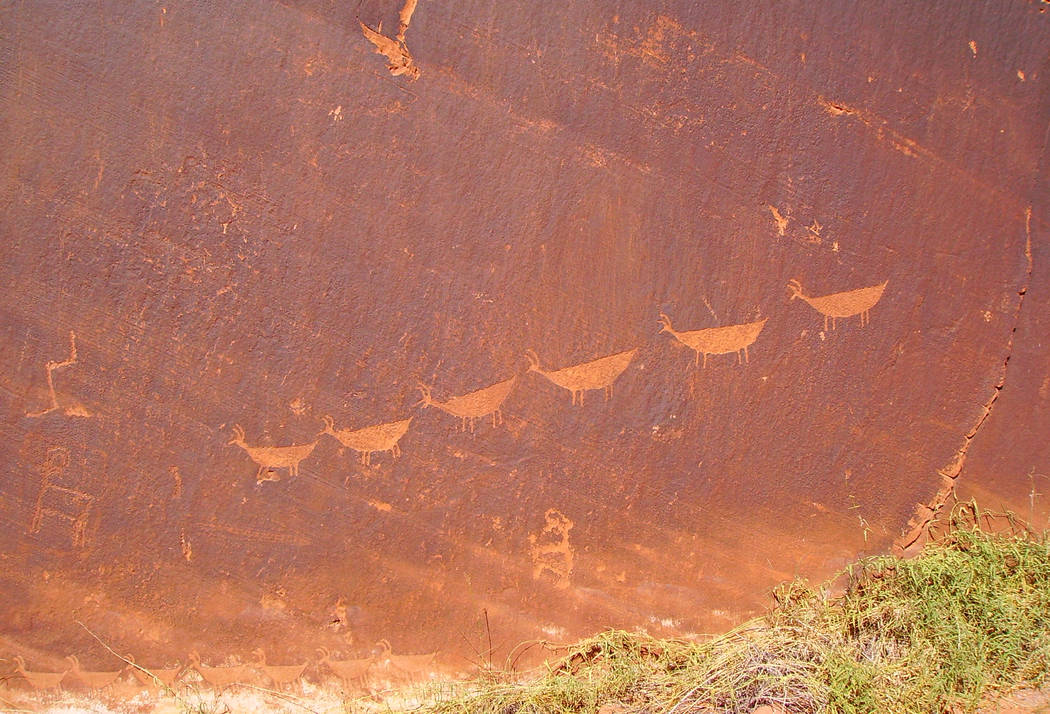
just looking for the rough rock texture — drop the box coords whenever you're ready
[1,0,1047,675]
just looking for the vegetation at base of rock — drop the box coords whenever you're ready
[416,504,1050,713]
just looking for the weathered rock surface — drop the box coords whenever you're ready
[1,0,1047,675]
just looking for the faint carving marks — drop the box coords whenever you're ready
[529,509,574,589]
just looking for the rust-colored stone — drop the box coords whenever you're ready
[0,0,1047,680]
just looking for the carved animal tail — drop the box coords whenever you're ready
[416,383,433,408]
[524,349,541,372]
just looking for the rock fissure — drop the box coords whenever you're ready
[895,207,1035,553]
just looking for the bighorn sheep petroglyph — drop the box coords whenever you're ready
[64,655,126,690]
[321,415,412,465]
[787,279,888,330]
[251,648,307,690]
[125,653,185,692]
[227,424,317,483]
[375,639,435,680]
[11,656,68,690]
[525,348,637,405]
[187,651,256,688]
[658,314,767,367]
[417,376,517,431]
[316,647,374,689]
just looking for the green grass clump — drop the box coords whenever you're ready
[420,506,1050,713]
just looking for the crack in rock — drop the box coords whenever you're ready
[894,206,1034,555]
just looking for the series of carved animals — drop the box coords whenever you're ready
[229,280,887,479]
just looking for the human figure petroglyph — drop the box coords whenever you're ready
[526,348,636,405]
[787,279,888,330]
[227,424,318,483]
[321,415,412,465]
[417,376,516,432]
[26,331,91,418]
[29,446,94,549]
[658,313,767,367]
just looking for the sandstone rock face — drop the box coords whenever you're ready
[1,0,1046,673]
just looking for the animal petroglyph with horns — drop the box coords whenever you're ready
[658,313,767,367]
[417,376,517,431]
[787,279,888,330]
[321,415,412,465]
[526,348,637,405]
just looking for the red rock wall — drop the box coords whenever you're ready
[1,0,1047,674]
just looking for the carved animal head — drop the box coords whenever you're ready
[321,415,337,436]
[11,656,26,674]
[65,655,80,673]
[252,648,266,665]
[657,313,673,333]
[316,647,331,664]
[227,425,246,446]
[786,279,804,300]
[375,639,393,657]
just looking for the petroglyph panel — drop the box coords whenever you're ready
[0,0,1045,684]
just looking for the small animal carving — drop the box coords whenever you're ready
[658,314,768,367]
[251,649,307,690]
[125,653,185,692]
[417,376,516,431]
[227,424,318,483]
[787,279,888,330]
[316,647,374,689]
[526,348,637,405]
[374,639,435,680]
[11,655,68,690]
[64,655,126,690]
[187,651,256,689]
[321,415,412,465]
[360,19,420,79]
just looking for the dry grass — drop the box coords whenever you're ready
[417,504,1050,713]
